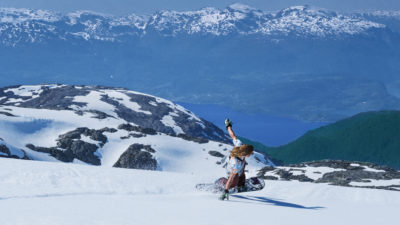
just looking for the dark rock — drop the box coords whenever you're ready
[26,143,74,162]
[262,168,315,182]
[58,127,109,146]
[176,134,209,144]
[0,144,30,160]
[0,144,11,155]
[100,128,118,133]
[208,151,225,158]
[59,130,82,140]
[27,127,105,165]
[113,144,157,170]
[257,166,276,174]
[25,144,35,150]
[257,166,279,180]
[87,110,115,119]
[68,140,100,165]
[16,85,90,110]
[120,133,147,139]
[261,176,279,180]
[86,130,107,144]
[316,170,391,185]
[0,111,17,117]
[74,110,84,116]
[118,124,157,135]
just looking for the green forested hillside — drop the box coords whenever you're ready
[244,111,400,169]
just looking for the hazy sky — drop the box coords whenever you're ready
[0,0,399,15]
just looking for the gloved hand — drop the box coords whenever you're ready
[224,118,232,129]
[219,189,229,201]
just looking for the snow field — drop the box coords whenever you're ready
[1,158,399,225]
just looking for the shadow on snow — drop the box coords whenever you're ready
[231,195,325,210]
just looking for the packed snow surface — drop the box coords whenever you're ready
[0,158,399,225]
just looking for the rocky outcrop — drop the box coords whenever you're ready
[59,127,117,147]
[0,111,16,117]
[208,151,225,158]
[113,144,157,170]
[118,123,210,144]
[27,127,117,165]
[173,133,209,144]
[118,124,157,136]
[0,143,29,160]
[258,160,400,191]
[0,144,11,156]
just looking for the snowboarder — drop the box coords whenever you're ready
[219,118,254,201]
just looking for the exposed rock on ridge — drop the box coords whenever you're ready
[258,160,400,191]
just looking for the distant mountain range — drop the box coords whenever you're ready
[0,4,392,44]
[1,4,400,121]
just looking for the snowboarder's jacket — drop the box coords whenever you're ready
[227,138,246,176]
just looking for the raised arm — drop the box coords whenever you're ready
[227,126,237,140]
[225,118,238,140]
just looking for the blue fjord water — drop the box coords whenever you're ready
[179,102,328,147]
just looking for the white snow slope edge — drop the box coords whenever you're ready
[0,157,399,225]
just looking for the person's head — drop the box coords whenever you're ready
[230,144,254,158]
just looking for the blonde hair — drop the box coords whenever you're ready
[230,144,254,158]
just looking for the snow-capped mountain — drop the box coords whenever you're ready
[0,4,388,45]
[0,84,272,174]
[355,10,400,33]
[1,5,399,123]
[146,5,385,37]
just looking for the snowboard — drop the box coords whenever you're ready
[196,177,265,194]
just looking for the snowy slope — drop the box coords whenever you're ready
[0,84,271,175]
[0,157,399,225]
[1,85,399,225]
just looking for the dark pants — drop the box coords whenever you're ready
[221,172,246,190]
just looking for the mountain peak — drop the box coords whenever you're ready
[278,5,336,17]
[227,3,256,12]
[0,7,60,23]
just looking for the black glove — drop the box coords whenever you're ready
[224,118,232,129]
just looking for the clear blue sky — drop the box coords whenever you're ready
[0,0,399,15]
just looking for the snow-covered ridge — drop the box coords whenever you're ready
[262,5,385,36]
[0,8,61,23]
[0,84,274,175]
[0,4,388,45]
[258,160,400,191]
[357,10,400,19]
[0,84,227,142]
